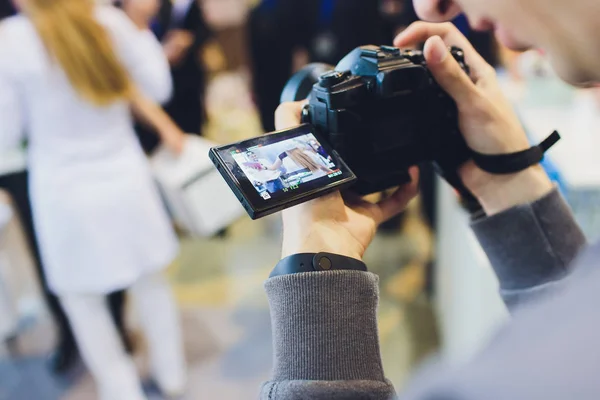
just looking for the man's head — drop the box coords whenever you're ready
[412,0,600,86]
[247,151,258,161]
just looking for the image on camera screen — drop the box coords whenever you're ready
[230,133,341,200]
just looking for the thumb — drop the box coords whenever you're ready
[275,101,306,130]
[373,166,419,224]
[424,36,478,105]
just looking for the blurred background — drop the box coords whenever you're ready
[1,0,600,399]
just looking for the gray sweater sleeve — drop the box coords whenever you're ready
[261,188,586,400]
[471,188,587,308]
[261,270,396,400]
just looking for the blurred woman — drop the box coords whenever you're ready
[0,0,186,398]
[286,148,332,177]
[0,0,85,374]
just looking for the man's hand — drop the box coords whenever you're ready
[395,22,553,215]
[276,102,419,261]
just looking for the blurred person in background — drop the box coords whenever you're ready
[0,0,187,398]
[249,0,392,133]
[0,0,14,18]
[123,0,210,153]
[160,0,210,136]
[0,0,133,374]
[259,0,600,397]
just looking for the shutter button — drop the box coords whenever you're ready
[317,256,332,270]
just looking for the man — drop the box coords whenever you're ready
[249,0,392,132]
[159,0,209,136]
[243,151,285,194]
[260,0,600,399]
[124,0,209,152]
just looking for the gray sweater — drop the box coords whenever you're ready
[260,188,595,399]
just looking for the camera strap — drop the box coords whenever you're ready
[470,131,561,174]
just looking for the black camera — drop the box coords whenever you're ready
[283,44,471,194]
[210,45,472,219]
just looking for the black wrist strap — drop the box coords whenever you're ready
[269,252,367,278]
[470,131,561,174]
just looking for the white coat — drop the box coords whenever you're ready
[0,7,179,294]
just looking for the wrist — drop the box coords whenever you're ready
[460,162,554,216]
[281,239,363,261]
[270,253,368,278]
[281,228,364,261]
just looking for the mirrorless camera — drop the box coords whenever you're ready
[210,45,472,219]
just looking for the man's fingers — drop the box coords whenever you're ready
[374,167,420,225]
[275,101,306,130]
[423,36,479,105]
[394,21,489,77]
[394,22,466,48]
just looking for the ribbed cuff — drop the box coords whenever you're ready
[264,270,385,382]
[471,188,586,290]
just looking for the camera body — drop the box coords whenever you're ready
[210,44,476,220]
[294,45,471,194]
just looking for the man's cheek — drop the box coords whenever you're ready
[494,25,534,51]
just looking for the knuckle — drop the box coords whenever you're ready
[460,89,488,113]
[274,102,289,116]
[441,22,457,33]
[274,103,289,117]
[411,20,426,30]
[480,64,497,80]
[456,87,483,111]
[275,102,303,129]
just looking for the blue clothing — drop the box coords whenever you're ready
[266,179,285,194]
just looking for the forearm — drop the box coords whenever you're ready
[262,270,396,400]
[130,89,177,137]
[471,188,587,309]
[268,159,282,171]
